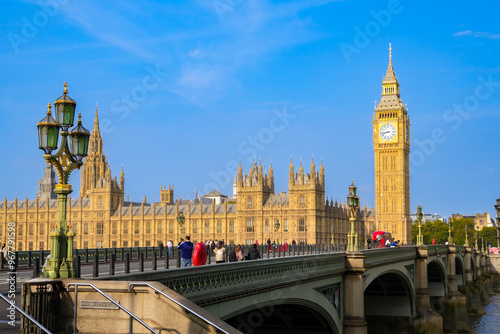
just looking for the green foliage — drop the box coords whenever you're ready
[448,217,475,246]
[479,226,498,248]
[422,219,449,244]
[411,217,498,247]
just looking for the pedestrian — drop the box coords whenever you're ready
[246,243,261,260]
[366,238,372,249]
[385,239,391,248]
[432,239,436,245]
[0,243,7,266]
[158,241,164,257]
[229,245,244,262]
[167,240,172,257]
[292,239,296,246]
[214,241,226,264]
[177,235,194,267]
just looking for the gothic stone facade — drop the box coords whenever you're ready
[0,108,374,250]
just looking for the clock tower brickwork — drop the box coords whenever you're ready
[373,45,411,245]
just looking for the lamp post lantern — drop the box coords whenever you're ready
[346,180,359,252]
[495,197,500,248]
[274,219,280,244]
[416,204,423,246]
[37,83,90,278]
[177,212,185,239]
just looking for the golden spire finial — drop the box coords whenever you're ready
[77,113,82,125]
[47,103,52,115]
[389,43,392,59]
[63,82,68,93]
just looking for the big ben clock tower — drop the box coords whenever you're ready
[373,44,411,245]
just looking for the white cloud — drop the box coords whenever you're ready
[453,30,500,40]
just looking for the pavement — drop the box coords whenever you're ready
[0,255,195,334]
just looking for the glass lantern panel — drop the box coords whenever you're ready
[80,135,89,156]
[55,104,64,124]
[63,105,75,126]
[47,126,59,148]
[38,126,47,149]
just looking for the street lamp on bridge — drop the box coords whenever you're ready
[37,83,90,278]
[330,226,334,246]
[464,221,469,247]
[274,219,280,244]
[447,217,453,245]
[475,225,479,250]
[416,204,423,246]
[177,212,185,239]
[495,197,500,248]
[346,180,359,252]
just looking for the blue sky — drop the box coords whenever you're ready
[1,0,499,219]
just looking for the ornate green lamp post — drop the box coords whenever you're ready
[274,219,280,244]
[447,217,453,245]
[495,197,500,248]
[37,83,90,278]
[346,180,359,252]
[177,212,185,239]
[416,204,423,246]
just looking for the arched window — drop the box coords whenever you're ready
[300,195,305,205]
[98,196,103,208]
[247,196,253,207]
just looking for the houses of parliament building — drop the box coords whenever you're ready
[0,46,412,251]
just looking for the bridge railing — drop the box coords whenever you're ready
[3,243,350,281]
[96,251,348,303]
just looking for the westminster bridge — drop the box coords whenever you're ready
[20,245,499,334]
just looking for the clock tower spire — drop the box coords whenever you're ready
[373,44,411,245]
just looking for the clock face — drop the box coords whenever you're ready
[380,123,397,141]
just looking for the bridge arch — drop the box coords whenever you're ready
[427,259,447,297]
[364,271,415,334]
[223,298,339,334]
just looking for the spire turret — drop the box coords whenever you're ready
[320,159,325,184]
[93,103,100,133]
[380,43,400,98]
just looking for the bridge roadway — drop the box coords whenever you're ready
[86,244,495,334]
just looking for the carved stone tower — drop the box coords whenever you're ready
[373,44,411,245]
[80,105,124,212]
[37,163,57,200]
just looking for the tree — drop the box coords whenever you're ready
[448,217,475,246]
[478,226,498,248]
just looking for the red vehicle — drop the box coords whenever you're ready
[372,231,392,248]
